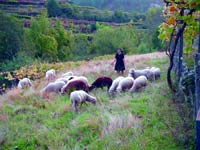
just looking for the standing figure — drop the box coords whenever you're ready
[112,49,125,75]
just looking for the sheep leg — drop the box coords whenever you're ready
[72,101,78,112]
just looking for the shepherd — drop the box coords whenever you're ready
[111,48,125,75]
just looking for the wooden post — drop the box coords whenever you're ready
[178,33,183,82]
[196,16,200,150]
[197,111,200,150]
[194,53,200,117]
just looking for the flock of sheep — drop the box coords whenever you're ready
[17,67,161,112]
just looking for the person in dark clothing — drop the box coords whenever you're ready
[112,49,125,75]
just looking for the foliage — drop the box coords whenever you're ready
[26,14,73,62]
[158,0,200,55]
[90,25,138,55]
[0,51,35,72]
[47,2,146,23]
[71,0,162,13]
[54,21,74,61]
[0,12,24,63]
[47,0,61,17]
[71,33,92,60]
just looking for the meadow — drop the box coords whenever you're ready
[0,52,195,150]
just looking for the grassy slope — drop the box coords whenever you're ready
[0,52,195,150]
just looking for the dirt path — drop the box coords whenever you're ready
[70,52,166,77]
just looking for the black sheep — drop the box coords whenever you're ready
[89,76,113,91]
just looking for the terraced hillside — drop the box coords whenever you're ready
[0,0,46,17]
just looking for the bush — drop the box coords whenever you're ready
[0,51,35,72]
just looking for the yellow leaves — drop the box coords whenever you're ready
[167,17,176,25]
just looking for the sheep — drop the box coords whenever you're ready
[108,76,124,94]
[116,77,134,92]
[70,90,96,112]
[89,76,113,91]
[129,68,155,81]
[61,71,74,77]
[61,79,89,95]
[45,69,56,82]
[55,77,69,84]
[73,76,89,86]
[150,67,161,80]
[129,75,147,93]
[17,78,32,89]
[41,81,65,99]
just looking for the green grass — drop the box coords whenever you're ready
[0,56,195,150]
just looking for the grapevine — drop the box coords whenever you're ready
[159,0,200,91]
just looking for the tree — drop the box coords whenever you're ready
[54,21,74,61]
[91,26,138,55]
[47,0,61,17]
[26,15,73,62]
[27,15,58,61]
[0,13,23,63]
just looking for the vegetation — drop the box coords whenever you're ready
[158,0,200,91]
[0,54,195,149]
[159,0,200,55]
[47,0,146,23]
[70,0,162,13]
[0,12,24,63]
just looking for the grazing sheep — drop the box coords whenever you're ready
[108,76,124,94]
[73,76,89,86]
[61,71,74,77]
[89,76,113,91]
[55,77,69,84]
[129,68,155,81]
[61,79,89,94]
[70,90,96,112]
[116,77,134,92]
[17,78,32,89]
[45,69,56,81]
[41,81,65,99]
[129,75,147,93]
[150,67,161,80]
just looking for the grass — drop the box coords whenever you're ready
[0,53,195,150]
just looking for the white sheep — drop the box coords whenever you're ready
[150,67,161,79]
[129,75,147,93]
[55,77,69,84]
[116,77,134,92]
[70,90,96,112]
[129,68,155,81]
[17,78,32,89]
[45,69,56,82]
[41,80,65,99]
[61,71,74,77]
[109,76,124,94]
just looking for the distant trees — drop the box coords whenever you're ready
[90,25,138,55]
[71,0,162,13]
[26,15,73,62]
[47,0,61,17]
[0,13,24,63]
[46,2,145,23]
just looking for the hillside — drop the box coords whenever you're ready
[70,0,162,13]
[0,52,195,149]
[0,0,46,17]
